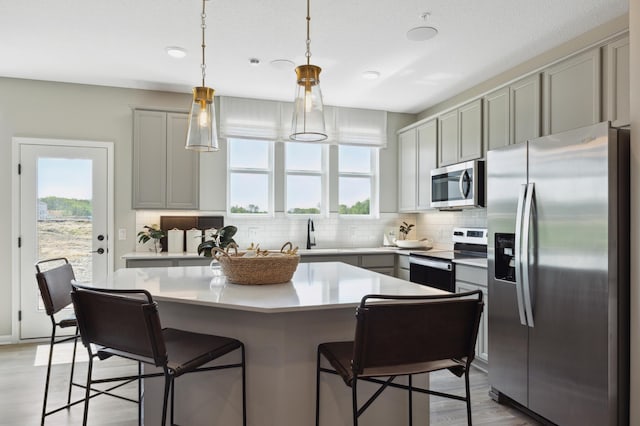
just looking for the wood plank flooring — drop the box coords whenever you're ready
[0,342,539,425]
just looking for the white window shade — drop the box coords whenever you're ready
[335,107,387,148]
[220,97,281,140]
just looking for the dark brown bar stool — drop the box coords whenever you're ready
[71,284,247,426]
[35,258,83,425]
[315,290,484,426]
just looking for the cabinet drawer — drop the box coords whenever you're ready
[177,258,213,267]
[126,259,175,268]
[456,264,487,286]
[360,254,395,268]
[397,254,410,269]
[300,255,359,266]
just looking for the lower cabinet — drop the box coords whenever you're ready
[396,254,410,280]
[125,257,213,268]
[300,253,396,275]
[455,264,488,370]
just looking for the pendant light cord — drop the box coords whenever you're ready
[305,0,311,66]
[201,0,207,87]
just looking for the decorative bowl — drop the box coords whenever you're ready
[394,239,432,249]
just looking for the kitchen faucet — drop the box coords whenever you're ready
[306,218,316,249]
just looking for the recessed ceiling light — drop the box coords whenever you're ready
[270,59,296,70]
[406,26,438,42]
[362,71,380,80]
[165,46,187,58]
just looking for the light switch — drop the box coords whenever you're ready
[118,228,127,240]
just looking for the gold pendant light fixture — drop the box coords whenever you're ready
[290,0,327,142]
[186,0,218,151]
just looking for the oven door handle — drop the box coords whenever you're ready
[409,257,452,271]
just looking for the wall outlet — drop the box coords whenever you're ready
[248,226,260,240]
[118,228,127,240]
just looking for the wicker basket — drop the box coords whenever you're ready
[213,242,300,285]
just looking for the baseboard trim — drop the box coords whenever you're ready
[0,335,15,345]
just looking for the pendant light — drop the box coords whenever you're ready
[186,0,218,151]
[290,0,327,142]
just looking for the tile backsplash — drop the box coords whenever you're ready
[415,208,487,250]
[135,211,416,252]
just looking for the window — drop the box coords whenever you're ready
[338,145,377,216]
[227,138,273,215]
[285,142,326,215]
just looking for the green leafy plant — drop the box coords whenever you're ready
[137,224,166,253]
[197,225,238,257]
[398,221,414,240]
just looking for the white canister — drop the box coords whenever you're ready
[167,228,184,253]
[186,228,202,254]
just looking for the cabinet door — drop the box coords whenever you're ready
[416,120,437,210]
[398,128,417,212]
[605,36,630,127]
[133,110,167,209]
[543,48,601,135]
[483,87,510,156]
[458,99,483,161]
[511,73,541,145]
[456,281,483,359]
[438,110,459,166]
[166,113,199,209]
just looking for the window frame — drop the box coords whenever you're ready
[284,142,328,217]
[226,138,275,217]
[338,145,379,218]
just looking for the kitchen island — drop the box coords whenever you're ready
[96,262,445,425]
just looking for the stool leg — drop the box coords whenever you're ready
[465,369,472,426]
[82,354,94,426]
[41,324,56,426]
[408,374,413,426]
[67,327,79,404]
[315,349,321,426]
[137,361,142,426]
[161,369,172,426]
[352,378,358,426]
[170,377,176,426]
[241,344,247,426]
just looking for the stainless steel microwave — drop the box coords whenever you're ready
[430,160,485,209]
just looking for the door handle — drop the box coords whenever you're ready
[458,170,470,198]
[522,182,535,327]
[514,184,527,326]
[92,248,105,255]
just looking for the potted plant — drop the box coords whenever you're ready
[197,225,238,257]
[398,221,414,240]
[137,224,166,253]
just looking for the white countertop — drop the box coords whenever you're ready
[96,262,446,313]
[122,246,422,260]
[453,257,488,268]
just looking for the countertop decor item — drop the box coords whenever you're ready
[167,228,184,253]
[137,224,166,253]
[398,221,414,240]
[213,242,300,285]
[197,225,237,257]
[394,239,432,249]
[185,0,218,152]
[289,0,327,142]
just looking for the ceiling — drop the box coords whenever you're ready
[0,0,628,114]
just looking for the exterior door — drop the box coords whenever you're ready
[17,139,112,339]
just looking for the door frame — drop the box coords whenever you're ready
[11,137,114,343]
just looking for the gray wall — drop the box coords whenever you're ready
[0,78,192,336]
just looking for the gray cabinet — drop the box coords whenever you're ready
[438,99,482,166]
[125,257,213,268]
[604,35,630,128]
[455,263,488,369]
[133,109,199,209]
[299,253,396,275]
[483,73,541,156]
[396,254,410,280]
[543,48,601,135]
[398,119,437,212]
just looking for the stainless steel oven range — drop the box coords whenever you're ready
[409,227,487,292]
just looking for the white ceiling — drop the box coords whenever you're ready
[0,0,628,114]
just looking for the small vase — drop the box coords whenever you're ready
[153,240,162,253]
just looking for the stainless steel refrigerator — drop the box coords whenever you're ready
[487,122,629,426]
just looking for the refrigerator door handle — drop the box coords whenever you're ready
[522,182,535,327]
[514,184,528,326]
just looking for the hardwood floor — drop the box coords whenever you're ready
[0,342,539,425]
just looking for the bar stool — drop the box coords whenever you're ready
[70,283,247,426]
[35,258,83,425]
[315,290,484,426]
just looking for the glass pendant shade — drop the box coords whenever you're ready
[186,86,218,151]
[290,64,327,142]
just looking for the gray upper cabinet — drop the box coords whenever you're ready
[511,73,541,145]
[133,109,199,209]
[438,99,482,166]
[543,48,601,135]
[397,119,437,212]
[483,87,510,154]
[604,35,630,128]
[483,73,541,157]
